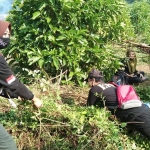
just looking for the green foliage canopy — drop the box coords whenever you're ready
[129,0,150,42]
[5,0,133,84]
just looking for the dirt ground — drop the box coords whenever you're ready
[136,64,150,86]
[137,64,150,74]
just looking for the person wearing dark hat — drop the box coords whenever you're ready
[86,69,118,108]
[86,68,150,140]
[0,20,43,149]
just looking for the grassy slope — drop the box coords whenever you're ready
[0,46,150,149]
[0,82,150,149]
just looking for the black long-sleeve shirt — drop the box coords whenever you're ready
[87,83,118,109]
[87,82,150,140]
[0,55,34,100]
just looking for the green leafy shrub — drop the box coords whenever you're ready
[136,85,150,102]
[1,83,150,149]
[4,0,134,84]
[129,0,150,43]
[1,96,150,150]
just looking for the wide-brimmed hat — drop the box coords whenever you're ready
[84,69,103,81]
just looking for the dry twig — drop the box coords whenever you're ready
[123,40,150,54]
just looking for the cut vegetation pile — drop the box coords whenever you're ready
[0,76,150,149]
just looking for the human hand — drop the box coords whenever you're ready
[140,73,144,78]
[0,52,3,56]
[129,74,135,77]
[32,96,43,108]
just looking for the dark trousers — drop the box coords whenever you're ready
[115,104,150,139]
[128,76,142,84]
[126,71,144,84]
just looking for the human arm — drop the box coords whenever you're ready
[0,85,42,108]
[125,73,135,77]
[5,79,42,108]
[0,56,42,108]
[87,90,98,106]
[87,88,104,107]
[0,79,43,108]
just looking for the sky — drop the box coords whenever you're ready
[0,0,13,20]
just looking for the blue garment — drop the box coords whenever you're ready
[144,102,150,108]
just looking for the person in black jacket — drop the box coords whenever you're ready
[85,68,150,140]
[0,20,43,150]
[0,20,42,107]
[111,62,128,85]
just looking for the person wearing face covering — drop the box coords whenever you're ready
[0,20,42,107]
[0,20,43,150]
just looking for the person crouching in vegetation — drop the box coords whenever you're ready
[111,62,128,85]
[122,49,148,85]
[0,20,43,149]
[85,68,150,139]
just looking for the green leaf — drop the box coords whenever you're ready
[62,59,66,66]
[69,72,74,78]
[28,56,41,65]
[38,59,44,68]
[53,57,60,70]
[120,122,127,128]
[68,41,74,45]
[56,35,66,41]
[6,0,134,85]
[46,17,51,23]
[32,11,41,20]
[48,35,55,42]
[39,3,47,11]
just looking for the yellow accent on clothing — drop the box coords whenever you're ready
[126,58,137,74]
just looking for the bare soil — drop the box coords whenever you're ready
[136,64,150,74]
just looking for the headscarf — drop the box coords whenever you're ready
[0,20,11,50]
[126,58,137,74]
[0,20,11,37]
[126,50,137,74]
